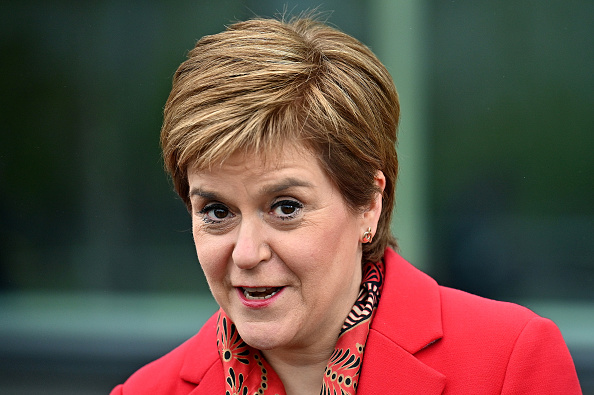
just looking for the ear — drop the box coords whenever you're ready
[362,170,385,229]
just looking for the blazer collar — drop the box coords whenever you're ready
[373,248,443,354]
[358,248,445,394]
[180,313,226,394]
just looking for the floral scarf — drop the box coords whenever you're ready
[216,260,385,395]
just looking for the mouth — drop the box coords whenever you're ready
[240,287,283,300]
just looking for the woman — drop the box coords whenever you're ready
[111,16,580,394]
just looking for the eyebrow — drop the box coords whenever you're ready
[261,178,313,194]
[189,188,220,200]
[189,178,313,200]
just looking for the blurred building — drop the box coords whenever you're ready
[1,1,592,393]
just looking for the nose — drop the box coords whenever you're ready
[231,218,271,269]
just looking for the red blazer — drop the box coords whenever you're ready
[111,248,581,394]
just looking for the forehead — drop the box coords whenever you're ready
[187,143,325,185]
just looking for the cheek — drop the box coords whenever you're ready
[192,233,228,282]
[285,224,357,278]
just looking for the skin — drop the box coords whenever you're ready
[187,144,384,394]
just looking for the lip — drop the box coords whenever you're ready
[236,286,285,308]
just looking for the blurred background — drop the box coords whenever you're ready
[1,0,592,393]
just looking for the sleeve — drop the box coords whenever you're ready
[109,384,123,395]
[500,316,582,394]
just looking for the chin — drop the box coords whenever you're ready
[236,321,293,351]
[243,337,280,351]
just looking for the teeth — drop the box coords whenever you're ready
[249,287,270,292]
[242,287,281,300]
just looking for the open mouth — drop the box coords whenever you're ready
[241,287,282,300]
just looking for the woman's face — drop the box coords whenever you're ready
[188,144,378,354]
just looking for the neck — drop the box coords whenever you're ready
[262,343,335,395]
[261,269,363,394]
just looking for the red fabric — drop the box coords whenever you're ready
[111,248,582,394]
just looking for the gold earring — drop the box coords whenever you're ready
[362,227,373,243]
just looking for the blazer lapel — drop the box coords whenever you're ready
[186,361,225,395]
[357,249,446,394]
[358,329,445,394]
[180,313,227,394]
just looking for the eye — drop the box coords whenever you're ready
[270,199,303,220]
[199,203,233,223]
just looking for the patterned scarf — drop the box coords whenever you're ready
[216,260,384,395]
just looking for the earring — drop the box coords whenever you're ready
[362,227,373,243]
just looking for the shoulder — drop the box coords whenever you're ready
[111,313,221,395]
[434,287,580,393]
[439,285,538,336]
[377,249,580,393]
[381,248,551,339]
[434,285,546,362]
[436,279,570,355]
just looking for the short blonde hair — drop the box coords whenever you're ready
[161,16,400,263]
